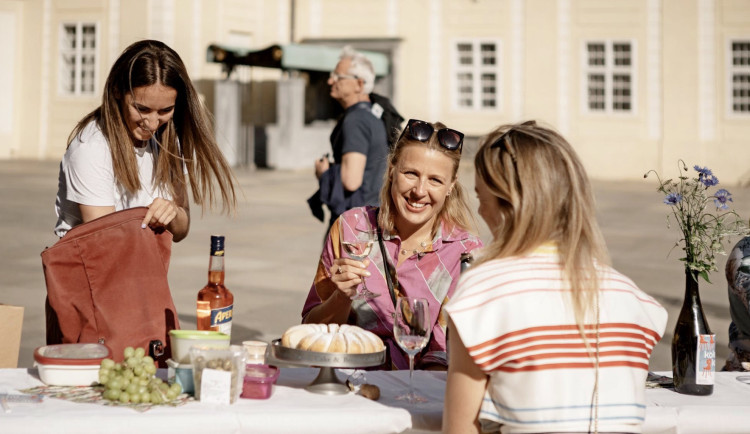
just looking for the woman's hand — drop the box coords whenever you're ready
[143,197,190,242]
[329,257,371,299]
[143,197,180,228]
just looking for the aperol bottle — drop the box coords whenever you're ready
[196,235,233,336]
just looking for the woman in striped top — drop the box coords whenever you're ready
[443,121,667,433]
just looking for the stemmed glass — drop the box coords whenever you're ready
[394,297,431,403]
[339,209,380,300]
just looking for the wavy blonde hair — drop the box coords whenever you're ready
[378,121,475,236]
[474,120,610,329]
[68,40,237,212]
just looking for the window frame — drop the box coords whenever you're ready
[58,21,99,97]
[581,39,637,116]
[450,38,503,112]
[726,38,750,118]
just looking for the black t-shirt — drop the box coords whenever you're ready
[330,101,388,208]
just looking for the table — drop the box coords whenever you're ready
[2,368,750,433]
[0,367,444,434]
[643,372,750,434]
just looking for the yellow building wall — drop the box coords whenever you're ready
[715,0,750,183]
[43,0,105,159]
[441,0,509,134]
[567,0,653,180]
[523,0,560,127]
[9,0,750,183]
[1,0,27,158]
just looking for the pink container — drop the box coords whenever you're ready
[241,364,279,399]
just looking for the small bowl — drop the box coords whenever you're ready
[241,364,280,399]
[169,330,230,365]
[33,343,111,386]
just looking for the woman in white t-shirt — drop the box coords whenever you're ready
[55,39,237,240]
[443,121,667,433]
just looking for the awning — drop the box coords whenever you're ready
[206,43,389,76]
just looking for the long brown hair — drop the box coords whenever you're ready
[378,121,475,236]
[473,121,610,329]
[68,39,237,212]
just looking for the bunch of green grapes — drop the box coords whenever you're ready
[99,346,182,404]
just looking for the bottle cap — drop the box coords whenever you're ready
[210,235,225,255]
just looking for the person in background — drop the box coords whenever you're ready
[443,121,667,433]
[724,236,750,371]
[303,119,483,370]
[309,45,388,229]
[54,39,237,240]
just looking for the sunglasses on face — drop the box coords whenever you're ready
[398,119,464,152]
[329,72,359,82]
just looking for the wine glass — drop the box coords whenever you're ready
[339,209,380,300]
[393,297,431,403]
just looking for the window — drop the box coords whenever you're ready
[453,40,501,110]
[583,41,634,113]
[730,40,750,114]
[60,23,97,96]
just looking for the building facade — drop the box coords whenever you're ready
[1,0,749,181]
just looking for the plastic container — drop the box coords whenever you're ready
[33,343,111,386]
[241,340,268,365]
[166,359,194,395]
[190,345,245,403]
[169,330,230,365]
[241,364,280,399]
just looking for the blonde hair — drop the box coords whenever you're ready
[378,121,475,236]
[474,120,610,329]
[68,40,237,213]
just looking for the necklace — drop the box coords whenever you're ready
[400,240,429,258]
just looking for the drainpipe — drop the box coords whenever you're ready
[290,0,295,43]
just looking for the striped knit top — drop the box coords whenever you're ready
[445,245,667,433]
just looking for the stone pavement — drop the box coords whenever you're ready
[3,158,750,372]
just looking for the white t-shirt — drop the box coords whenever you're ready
[54,121,172,237]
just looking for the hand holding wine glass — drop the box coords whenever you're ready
[339,209,380,300]
[394,297,431,403]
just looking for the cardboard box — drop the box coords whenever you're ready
[0,304,24,368]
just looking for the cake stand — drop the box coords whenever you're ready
[269,339,385,395]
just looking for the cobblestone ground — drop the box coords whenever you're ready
[4,159,750,371]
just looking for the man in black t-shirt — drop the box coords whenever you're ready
[313,46,388,227]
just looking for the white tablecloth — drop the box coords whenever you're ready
[642,372,750,434]
[0,367,443,434]
[2,368,750,433]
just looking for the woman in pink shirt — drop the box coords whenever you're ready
[302,119,483,370]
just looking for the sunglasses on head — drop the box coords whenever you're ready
[398,119,464,152]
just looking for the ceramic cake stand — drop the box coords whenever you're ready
[269,339,385,395]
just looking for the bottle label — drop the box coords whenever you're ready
[211,304,233,336]
[695,334,715,385]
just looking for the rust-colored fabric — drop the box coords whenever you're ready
[41,207,179,366]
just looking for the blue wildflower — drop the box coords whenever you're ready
[714,189,733,210]
[694,165,719,187]
[701,174,719,187]
[664,192,682,205]
[694,165,713,177]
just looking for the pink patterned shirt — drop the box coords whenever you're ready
[302,206,483,369]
